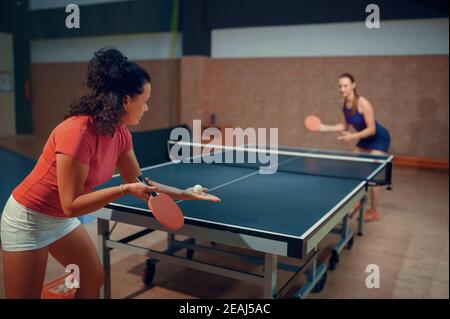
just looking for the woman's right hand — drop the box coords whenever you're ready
[123,182,157,201]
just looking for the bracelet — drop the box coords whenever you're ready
[120,184,125,196]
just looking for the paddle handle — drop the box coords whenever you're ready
[136,176,158,197]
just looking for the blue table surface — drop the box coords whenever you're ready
[1,146,390,235]
[104,151,390,238]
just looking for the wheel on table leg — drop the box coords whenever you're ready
[329,251,339,270]
[346,236,354,250]
[186,249,194,260]
[142,261,156,286]
[312,271,327,293]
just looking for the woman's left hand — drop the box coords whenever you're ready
[182,187,221,202]
[338,131,356,143]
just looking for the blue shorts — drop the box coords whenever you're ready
[357,125,391,152]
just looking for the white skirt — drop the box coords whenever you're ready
[1,195,81,252]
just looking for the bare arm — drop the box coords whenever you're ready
[116,149,219,201]
[57,153,155,218]
[320,123,347,132]
[320,114,349,132]
[116,149,142,184]
[57,154,124,217]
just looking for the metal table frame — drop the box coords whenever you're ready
[95,187,367,299]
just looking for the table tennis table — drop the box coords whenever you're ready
[94,145,393,299]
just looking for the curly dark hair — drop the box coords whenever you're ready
[65,47,151,135]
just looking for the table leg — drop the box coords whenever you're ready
[293,251,327,298]
[263,253,277,298]
[306,260,316,283]
[97,218,111,299]
[167,233,175,251]
[358,195,367,236]
[342,214,349,238]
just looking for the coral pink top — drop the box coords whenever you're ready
[12,115,132,218]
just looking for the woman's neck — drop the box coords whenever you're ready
[345,93,356,106]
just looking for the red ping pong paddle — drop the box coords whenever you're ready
[304,115,322,132]
[137,176,185,231]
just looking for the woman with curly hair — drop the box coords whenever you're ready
[1,48,220,298]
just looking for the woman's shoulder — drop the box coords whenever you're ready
[55,115,96,135]
[116,124,132,139]
[357,96,374,110]
[358,96,372,106]
[357,96,367,103]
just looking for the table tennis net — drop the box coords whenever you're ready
[166,141,391,182]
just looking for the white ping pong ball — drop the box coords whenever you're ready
[193,185,203,194]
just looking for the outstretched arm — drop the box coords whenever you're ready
[57,153,154,218]
[116,149,220,202]
[320,114,349,132]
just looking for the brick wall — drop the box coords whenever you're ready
[180,55,449,159]
[30,55,449,160]
[31,59,179,138]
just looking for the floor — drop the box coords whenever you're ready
[0,136,448,299]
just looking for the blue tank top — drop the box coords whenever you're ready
[342,105,384,133]
[342,100,391,152]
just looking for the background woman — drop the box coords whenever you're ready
[319,73,391,222]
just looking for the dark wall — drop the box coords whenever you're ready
[0,1,17,33]
[29,0,180,39]
[205,0,448,29]
[17,0,449,40]
[181,0,210,56]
